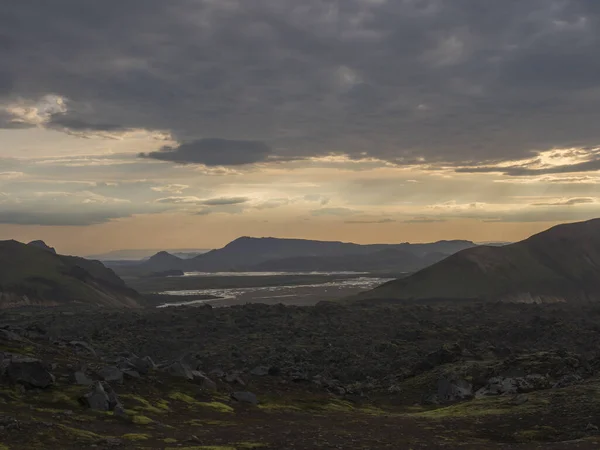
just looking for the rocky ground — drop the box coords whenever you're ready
[2,301,600,448]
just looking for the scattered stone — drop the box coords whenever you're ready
[586,423,599,432]
[122,369,141,380]
[81,382,110,411]
[69,341,97,357]
[435,374,473,403]
[225,371,245,386]
[231,391,259,405]
[210,368,225,378]
[191,371,217,391]
[0,329,24,342]
[162,361,194,380]
[511,394,529,406]
[553,374,583,389]
[123,356,155,375]
[250,366,270,376]
[6,356,54,388]
[97,366,124,384]
[73,371,93,386]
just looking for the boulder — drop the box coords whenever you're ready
[81,382,110,411]
[476,375,551,397]
[81,382,122,412]
[553,374,583,389]
[231,391,259,405]
[6,356,54,388]
[73,371,93,386]
[225,372,245,386]
[97,366,124,384]
[191,371,217,391]
[162,361,194,380]
[122,356,155,375]
[69,341,97,357]
[250,366,270,376]
[435,375,473,403]
[0,329,24,342]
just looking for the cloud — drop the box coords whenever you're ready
[345,218,396,224]
[151,184,189,194]
[531,197,596,206]
[5,1,600,166]
[311,207,362,217]
[140,139,273,166]
[156,196,250,206]
[201,196,250,206]
[403,217,447,224]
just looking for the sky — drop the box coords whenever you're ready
[2,0,600,255]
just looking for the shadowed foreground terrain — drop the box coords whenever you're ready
[2,302,600,448]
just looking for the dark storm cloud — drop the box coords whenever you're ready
[48,113,132,133]
[140,139,273,166]
[5,0,600,164]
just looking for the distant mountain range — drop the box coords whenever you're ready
[0,240,141,308]
[108,237,478,275]
[87,248,210,261]
[357,219,600,303]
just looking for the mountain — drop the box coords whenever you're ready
[87,248,210,261]
[254,248,433,273]
[356,219,600,303]
[0,240,141,308]
[119,237,477,274]
[27,240,57,254]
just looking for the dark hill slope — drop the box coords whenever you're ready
[357,219,600,303]
[0,240,140,308]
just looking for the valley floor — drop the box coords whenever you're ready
[2,301,600,448]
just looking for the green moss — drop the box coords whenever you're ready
[34,407,63,414]
[132,415,154,425]
[58,425,104,442]
[198,402,235,414]
[165,447,236,450]
[169,392,199,405]
[186,419,236,427]
[258,403,302,412]
[121,394,170,414]
[0,444,9,450]
[237,443,268,449]
[514,426,560,443]
[164,438,178,444]
[122,433,152,441]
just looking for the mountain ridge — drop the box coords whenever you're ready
[355,218,600,303]
[0,240,141,308]
[115,237,477,274]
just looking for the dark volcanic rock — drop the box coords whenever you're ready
[82,382,110,411]
[97,366,124,384]
[231,391,259,405]
[162,361,194,380]
[69,341,97,357]
[6,356,54,388]
[191,371,217,391]
[73,371,93,386]
[434,374,473,403]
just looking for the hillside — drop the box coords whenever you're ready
[356,218,600,303]
[0,240,141,308]
[119,237,476,275]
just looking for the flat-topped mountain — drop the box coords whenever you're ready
[0,240,141,308]
[118,237,477,274]
[356,218,600,303]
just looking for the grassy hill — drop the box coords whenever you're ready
[0,240,141,308]
[356,218,600,303]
